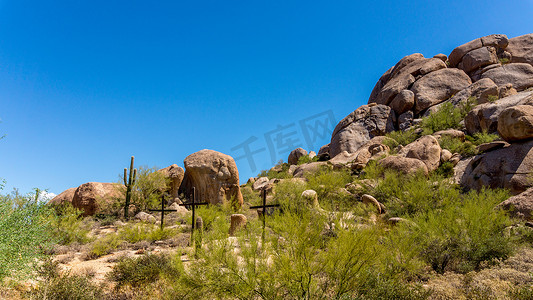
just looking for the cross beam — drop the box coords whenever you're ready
[250,188,280,240]
[149,194,177,230]
[179,187,209,232]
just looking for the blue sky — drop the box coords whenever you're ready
[0,0,532,195]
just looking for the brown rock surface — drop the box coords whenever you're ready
[507,33,533,66]
[499,188,533,220]
[329,136,391,167]
[398,135,442,172]
[389,89,415,115]
[412,68,472,113]
[293,162,330,178]
[481,63,533,91]
[229,214,247,236]
[497,105,533,142]
[48,187,77,206]
[459,47,499,73]
[158,164,185,200]
[379,156,429,175]
[180,149,243,207]
[448,34,508,67]
[288,148,308,165]
[330,104,395,157]
[72,182,125,216]
[457,139,533,195]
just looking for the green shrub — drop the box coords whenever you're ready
[121,166,170,212]
[117,223,177,243]
[439,136,477,157]
[50,203,92,245]
[404,188,512,273]
[87,233,121,259]
[421,100,474,135]
[306,168,354,211]
[385,128,420,149]
[108,253,181,288]
[435,161,455,178]
[258,160,293,179]
[297,154,319,165]
[0,189,55,280]
[27,259,103,300]
[466,131,499,146]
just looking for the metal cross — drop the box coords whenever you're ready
[149,194,177,230]
[250,188,280,240]
[179,187,209,234]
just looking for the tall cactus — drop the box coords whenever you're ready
[123,156,137,219]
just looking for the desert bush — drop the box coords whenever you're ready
[258,161,293,179]
[87,232,122,259]
[439,136,477,157]
[466,131,499,146]
[297,154,319,165]
[403,188,513,274]
[121,166,170,212]
[421,100,474,134]
[306,168,354,210]
[50,203,92,245]
[0,189,55,280]
[27,259,103,300]
[385,128,420,149]
[108,253,181,288]
[117,223,177,243]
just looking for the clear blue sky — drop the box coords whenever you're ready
[1,0,532,195]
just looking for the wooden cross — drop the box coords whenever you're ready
[249,188,280,239]
[149,194,177,230]
[179,187,209,234]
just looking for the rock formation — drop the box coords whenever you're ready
[72,182,125,216]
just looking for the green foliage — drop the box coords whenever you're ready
[385,128,420,149]
[466,131,499,146]
[126,165,170,212]
[123,156,137,219]
[117,223,177,243]
[0,189,55,280]
[108,253,181,288]
[297,154,319,165]
[258,160,293,179]
[439,136,477,157]
[50,203,92,245]
[87,233,121,259]
[487,95,499,102]
[306,168,354,210]
[401,188,512,274]
[435,161,455,178]
[499,57,510,64]
[27,259,103,300]
[421,100,475,135]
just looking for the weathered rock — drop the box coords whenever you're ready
[288,148,308,165]
[72,182,124,216]
[498,83,518,99]
[168,202,188,214]
[158,164,185,201]
[317,144,330,160]
[361,194,382,214]
[412,68,472,113]
[252,177,270,191]
[389,89,415,115]
[293,162,330,178]
[330,104,395,157]
[180,149,243,207]
[379,156,429,176]
[288,164,298,175]
[449,153,461,166]
[440,149,453,163]
[433,53,447,62]
[375,74,416,105]
[308,151,317,160]
[196,217,204,230]
[481,63,533,91]
[459,47,499,73]
[247,177,256,185]
[329,136,391,167]
[497,105,533,142]
[507,33,533,66]
[368,66,394,104]
[398,111,414,131]
[465,90,533,134]
[420,58,447,75]
[48,187,76,206]
[229,214,247,236]
[135,212,156,224]
[433,129,466,141]
[476,141,509,153]
[448,34,508,67]
[398,135,442,172]
[302,190,320,209]
[457,139,533,194]
[499,188,533,220]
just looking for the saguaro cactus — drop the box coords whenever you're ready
[123,156,137,219]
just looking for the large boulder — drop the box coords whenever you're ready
[293,162,330,178]
[288,148,308,165]
[497,105,533,142]
[379,156,429,176]
[448,34,508,67]
[72,182,125,216]
[398,135,442,172]
[389,89,415,115]
[499,187,533,220]
[457,139,533,195]
[507,33,533,66]
[330,104,395,157]
[459,46,499,73]
[464,90,533,134]
[48,187,77,206]
[180,149,243,207]
[411,68,472,113]
[481,63,533,91]
[329,136,391,168]
[157,164,185,201]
